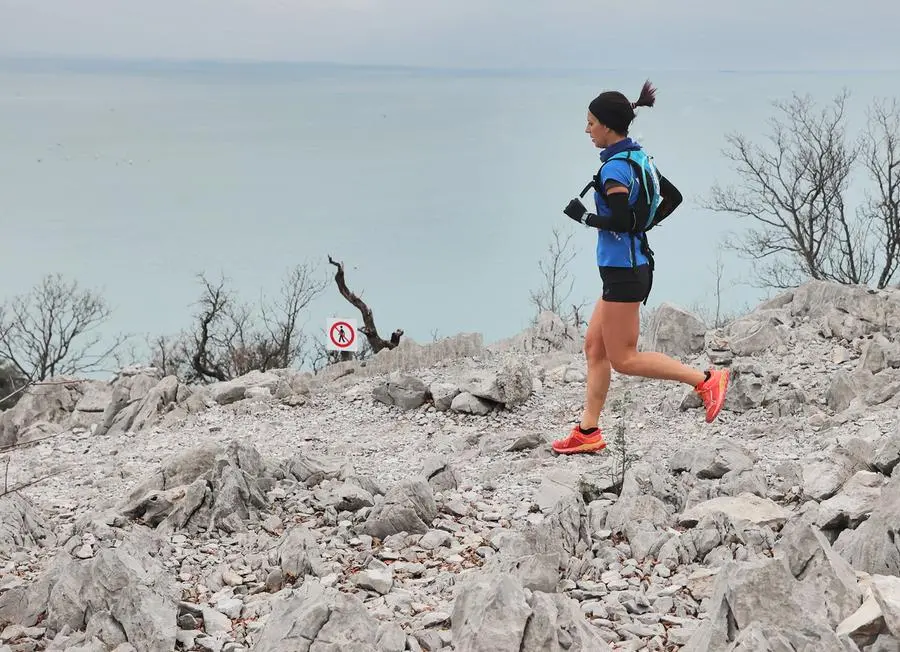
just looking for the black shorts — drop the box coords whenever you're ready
[599,264,652,303]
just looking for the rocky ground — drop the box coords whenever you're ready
[0,279,900,651]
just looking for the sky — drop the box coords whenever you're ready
[1,0,899,71]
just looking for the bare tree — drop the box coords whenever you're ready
[0,273,125,381]
[188,274,232,382]
[308,344,335,374]
[153,262,326,383]
[709,250,726,328]
[571,303,588,330]
[706,90,900,290]
[146,333,193,380]
[260,263,326,368]
[327,256,403,354]
[530,225,588,326]
[687,249,738,328]
[861,98,900,288]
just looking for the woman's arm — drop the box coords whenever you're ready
[563,183,635,232]
[656,172,683,220]
[565,169,683,230]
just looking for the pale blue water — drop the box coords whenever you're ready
[1,58,897,370]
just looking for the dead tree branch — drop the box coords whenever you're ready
[327,256,402,354]
[190,275,230,382]
[1,469,67,498]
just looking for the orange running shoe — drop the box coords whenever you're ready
[551,425,607,455]
[695,369,730,423]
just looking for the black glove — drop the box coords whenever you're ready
[563,198,587,224]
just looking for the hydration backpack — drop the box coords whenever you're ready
[578,149,667,232]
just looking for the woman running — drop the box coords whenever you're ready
[551,80,729,455]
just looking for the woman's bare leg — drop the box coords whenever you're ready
[581,297,611,429]
[600,300,706,385]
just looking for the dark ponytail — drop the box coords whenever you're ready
[589,79,657,135]
[631,80,656,109]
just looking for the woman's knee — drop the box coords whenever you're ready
[609,350,636,374]
[584,334,607,363]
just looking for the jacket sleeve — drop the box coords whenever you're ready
[656,171,683,220]
[583,187,635,232]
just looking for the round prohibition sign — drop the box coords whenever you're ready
[329,321,355,348]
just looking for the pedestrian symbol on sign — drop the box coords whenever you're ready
[326,318,358,352]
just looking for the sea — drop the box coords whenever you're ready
[1,57,897,373]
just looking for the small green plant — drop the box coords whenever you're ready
[607,389,640,496]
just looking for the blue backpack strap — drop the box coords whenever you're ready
[603,151,663,231]
[608,152,660,302]
[578,150,664,232]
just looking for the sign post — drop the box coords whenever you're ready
[326,318,358,352]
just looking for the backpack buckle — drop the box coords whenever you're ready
[579,171,604,198]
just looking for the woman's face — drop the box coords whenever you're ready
[585,111,614,148]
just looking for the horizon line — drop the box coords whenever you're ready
[1,53,898,76]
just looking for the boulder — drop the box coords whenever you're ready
[117,439,272,534]
[683,557,847,651]
[723,310,791,356]
[312,480,375,513]
[827,370,861,413]
[816,470,886,530]
[372,372,429,410]
[871,575,900,639]
[208,370,289,405]
[643,303,706,357]
[0,533,179,651]
[858,333,900,374]
[834,472,900,575]
[360,476,437,539]
[786,281,900,340]
[678,493,791,530]
[450,392,495,415]
[274,526,331,581]
[0,493,56,553]
[429,381,460,411]
[450,572,613,652]
[252,580,379,651]
[102,374,198,437]
[775,521,863,627]
[836,596,886,649]
[669,438,755,479]
[724,361,770,413]
[420,454,459,492]
[283,451,349,488]
[456,358,533,408]
[0,378,81,447]
[73,382,113,413]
